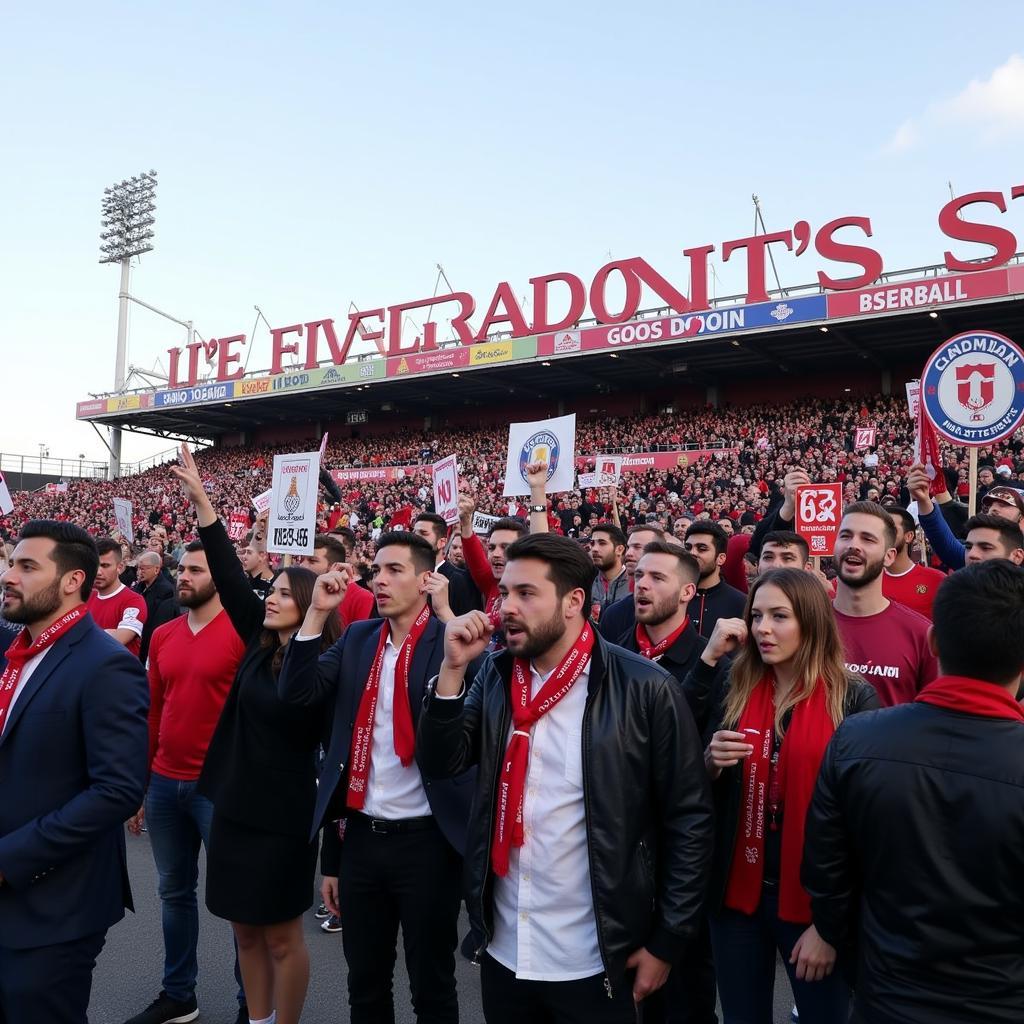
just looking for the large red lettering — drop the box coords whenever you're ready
[167,346,184,388]
[332,310,385,366]
[721,230,793,304]
[589,260,642,324]
[385,292,476,355]
[474,282,530,340]
[939,190,1018,272]
[270,323,303,375]
[682,245,715,313]
[215,334,246,381]
[629,256,694,315]
[813,217,884,290]
[529,272,587,333]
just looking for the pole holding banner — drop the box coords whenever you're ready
[968,447,979,518]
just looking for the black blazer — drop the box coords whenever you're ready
[278,614,476,854]
[616,621,725,735]
[196,520,326,841]
[437,560,482,616]
[0,616,149,950]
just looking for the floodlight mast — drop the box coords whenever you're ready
[99,171,157,478]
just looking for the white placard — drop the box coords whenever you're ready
[432,454,460,525]
[589,455,621,486]
[502,413,577,497]
[905,380,920,420]
[252,488,272,515]
[578,472,600,488]
[268,450,320,556]
[0,471,13,515]
[472,511,499,534]
[112,497,134,542]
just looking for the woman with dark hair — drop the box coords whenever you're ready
[697,568,878,1024]
[171,444,341,1024]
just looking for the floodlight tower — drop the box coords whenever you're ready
[99,170,157,477]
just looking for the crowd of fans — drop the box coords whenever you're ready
[4,395,1023,569]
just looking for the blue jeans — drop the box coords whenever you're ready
[710,884,850,1024]
[145,772,244,1005]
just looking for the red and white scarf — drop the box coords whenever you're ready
[724,675,834,924]
[0,605,86,734]
[635,618,689,661]
[492,622,594,876]
[346,604,432,810]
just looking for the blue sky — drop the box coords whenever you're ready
[3,1,1024,465]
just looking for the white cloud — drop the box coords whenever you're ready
[884,53,1024,152]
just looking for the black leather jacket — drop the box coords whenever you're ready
[803,699,1024,1024]
[417,633,714,984]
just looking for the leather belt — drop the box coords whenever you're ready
[353,813,435,836]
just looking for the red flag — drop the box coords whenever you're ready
[915,395,945,496]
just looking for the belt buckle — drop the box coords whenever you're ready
[369,818,388,836]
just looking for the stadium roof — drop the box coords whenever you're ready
[78,260,1024,442]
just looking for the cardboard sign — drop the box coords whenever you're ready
[594,455,622,486]
[854,426,876,450]
[578,472,600,488]
[0,471,13,516]
[228,512,251,541]
[795,483,843,557]
[268,450,320,556]
[503,413,577,497]
[471,511,500,535]
[112,497,134,542]
[252,488,272,515]
[432,454,460,525]
[905,380,920,420]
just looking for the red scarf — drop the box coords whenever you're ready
[0,605,86,734]
[724,675,835,924]
[492,622,594,876]
[915,675,1024,722]
[635,619,689,660]
[346,604,432,810]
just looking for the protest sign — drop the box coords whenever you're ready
[252,488,272,515]
[228,512,251,541]
[432,454,460,525]
[854,426,876,449]
[503,414,576,497]
[268,450,320,556]
[112,497,134,542]
[472,511,499,534]
[0,471,13,515]
[795,483,843,557]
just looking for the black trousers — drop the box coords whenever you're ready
[0,930,106,1024]
[339,814,461,1024]
[643,917,718,1024]
[480,953,638,1024]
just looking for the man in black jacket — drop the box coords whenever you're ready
[803,561,1024,1024]
[615,540,724,1024]
[413,511,482,616]
[133,551,178,663]
[418,532,713,1022]
[682,522,745,638]
[278,531,475,1024]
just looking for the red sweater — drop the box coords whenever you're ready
[463,531,501,626]
[340,583,375,629]
[147,609,246,780]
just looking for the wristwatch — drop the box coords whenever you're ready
[529,504,547,513]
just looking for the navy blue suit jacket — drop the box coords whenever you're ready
[278,615,477,855]
[0,615,149,950]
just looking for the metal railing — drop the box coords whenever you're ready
[0,453,108,480]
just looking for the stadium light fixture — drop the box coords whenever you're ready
[820,326,829,333]
[928,310,939,318]
[99,170,158,479]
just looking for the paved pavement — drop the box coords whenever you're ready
[90,834,798,1023]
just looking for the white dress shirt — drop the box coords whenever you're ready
[0,644,53,736]
[295,629,432,820]
[361,636,432,820]
[487,659,603,981]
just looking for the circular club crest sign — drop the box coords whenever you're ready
[921,330,1024,445]
[518,430,560,483]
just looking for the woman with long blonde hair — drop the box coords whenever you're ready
[698,567,879,1024]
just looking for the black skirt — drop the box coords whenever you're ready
[205,811,317,925]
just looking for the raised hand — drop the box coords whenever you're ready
[458,492,476,535]
[780,468,811,521]
[169,443,216,526]
[311,568,352,613]
[702,617,747,665]
[524,460,549,495]
[422,571,453,622]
